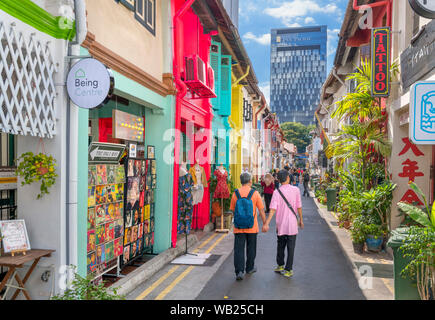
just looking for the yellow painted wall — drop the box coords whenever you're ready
[85,0,163,81]
[230,84,243,188]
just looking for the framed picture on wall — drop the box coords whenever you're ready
[147,145,155,159]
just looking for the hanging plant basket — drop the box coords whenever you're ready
[16,152,58,199]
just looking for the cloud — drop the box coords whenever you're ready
[304,17,315,24]
[243,32,271,46]
[327,28,340,57]
[264,0,339,26]
[259,82,270,105]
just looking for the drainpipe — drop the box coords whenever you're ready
[66,0,87,267]
[232,65,250,88]
[171,0,196,248]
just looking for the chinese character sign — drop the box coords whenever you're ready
[397,137,425,206]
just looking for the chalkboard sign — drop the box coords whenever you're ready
[0,219,31,253]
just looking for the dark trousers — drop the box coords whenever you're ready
[234,233,257,274]
[303,181,310,196]
[276,235,297,271]
[264,193,273,213]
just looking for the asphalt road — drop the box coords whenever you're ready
[197,187,367,300]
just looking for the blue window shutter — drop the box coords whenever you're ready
[210,41,221,111]
[219,55,232,116]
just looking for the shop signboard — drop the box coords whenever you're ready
[0,219,31,253]
[400,20,435,92]
[112,109,145,142]
[371,27,391,97]
[88,142,126,164]
[67,58,114,109]
[0,168,17,190]
[410,81,435,144]
[408,0,435,19]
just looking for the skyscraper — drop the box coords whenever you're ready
[270,26,327,125]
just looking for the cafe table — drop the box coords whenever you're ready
[0,249,55,300]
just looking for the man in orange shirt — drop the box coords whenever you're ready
[230,173,267,280]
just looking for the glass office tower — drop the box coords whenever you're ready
[270,26,327,125]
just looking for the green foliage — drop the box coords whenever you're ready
[362,223,384,238]
[350,215,366,244]
[15,152,58,199]
[280,122,315,153]
[51,270,125,300]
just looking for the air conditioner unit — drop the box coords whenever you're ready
[184,55,217,99]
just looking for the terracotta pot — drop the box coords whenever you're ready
[342,220,351,229]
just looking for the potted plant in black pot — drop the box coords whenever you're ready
[350,217,365,254]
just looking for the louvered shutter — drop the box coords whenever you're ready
[219,55,232,116]
[210,41,221,111]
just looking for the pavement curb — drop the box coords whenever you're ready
[110,233,199,297]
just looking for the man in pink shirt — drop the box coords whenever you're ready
[263,169,304,278]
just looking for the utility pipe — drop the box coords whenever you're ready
[232,65,250,87]
[66,0,87,267]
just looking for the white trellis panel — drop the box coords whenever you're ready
[0,21,57,138]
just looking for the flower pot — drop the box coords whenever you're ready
[366,235,383,252]
[342,220,351,229]
[352,242,364,254]
[37,166,49,175]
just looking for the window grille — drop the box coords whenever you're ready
[0,21,57,138]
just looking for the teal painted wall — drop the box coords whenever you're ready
[77,46,175,277]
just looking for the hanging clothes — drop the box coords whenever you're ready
[189,165,208,205]
[177,173,194,234]
[213,169,230,199]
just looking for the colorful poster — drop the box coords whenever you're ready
[151,232,154,246]
[130,241,137,259]
[106,203,116,222]
[137,238,143,253]
[96,244,105,264]
[87,229,96,253]
[114,219,123,239]
[105,222,114,242]
[114,238,123,257]
[115,184,124,201]
[115,165,126,184]
[87,251,96,274]
[141,160,147,176]
[106,185,116,203]
[131,225,138,243]
[127,177,140,202]
[114,202,123,220]
[144,219,149,234]
[107,165,116,184]
[96,224,105,245]
[125,210,133,228]
[139,175,146,192]
[88,165,97,186]
[144,234,150,248]
[139,190,145,207]
[95,205,106,225]
[151,160,156,174]
[88,207,96,229]
[127,159,135,177]
[144,204,150,220]
[141,206,145,223]
[132,208,140,226]
[123,246,130,264]
[138,223,143,239]
[96,164,107,185]
[0,220,31,253]
[134,160,141,176]
[105,241,114,261]
[88,186,96,207]
[150,218,154,232]
[95,185,107,205]
[124,227,131,246]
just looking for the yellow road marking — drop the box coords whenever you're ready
[154,233,228,300]
[135,232,218,300]
[135,265,180,300]
[194,233,219,252]
[382,278,394,296]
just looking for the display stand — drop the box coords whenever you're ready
[215,197,229,233]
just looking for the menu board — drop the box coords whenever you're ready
[112,109,144,142]
[87,164,126,276]
[122,158,156,266]
[0,220,31,253]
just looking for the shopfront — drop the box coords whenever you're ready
[171,0,216,247]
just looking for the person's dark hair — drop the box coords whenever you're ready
[240,172,252,185]
[277,169,289,184]
[284,165,290,171]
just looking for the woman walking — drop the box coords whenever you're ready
[261,173,275,214]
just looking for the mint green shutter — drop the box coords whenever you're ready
[210,41,221,111]
[219,55,232,116]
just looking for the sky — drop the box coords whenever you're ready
[238,0,349,104]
